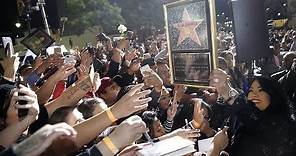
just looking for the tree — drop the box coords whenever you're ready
[64,0,125,35]
[111,0,165,37]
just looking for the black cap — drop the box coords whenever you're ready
[141,57,155,67]
[112,75,125,88]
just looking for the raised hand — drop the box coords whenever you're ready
[0,48,20,80]
[91,72,101,93]
[80,50,93,68]
[10,85,40,122]
[173,84,185,102]
[167,93,178,121]
[192,98,204,129]
[125,49,138,62]
[13,123,77,156]
[117,39,130,50]
[111,83,152,119]
[142,70,163,92]
[51,63,76,82]
[35,54,64,74]
[108,115,148,150]
[77,50,93,79]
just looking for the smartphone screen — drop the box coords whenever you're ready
[140,64,152,77]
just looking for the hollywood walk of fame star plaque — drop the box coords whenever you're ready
[164,0,217,88]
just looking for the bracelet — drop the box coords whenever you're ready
[102,137,119,154]
[106,108,117,123]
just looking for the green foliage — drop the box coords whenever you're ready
[112,0,165,31]
[64,0,125,35]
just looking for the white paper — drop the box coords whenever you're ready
[198,137,214,153]
[137,136,196,156]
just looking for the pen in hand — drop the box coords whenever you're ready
[144,132,154,145]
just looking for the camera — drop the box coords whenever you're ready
[64,54,76,64]
[96,33,109,42]
[86,43,96,55]
[126,31,134,40]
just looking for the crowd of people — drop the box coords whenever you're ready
[0,23,296,156]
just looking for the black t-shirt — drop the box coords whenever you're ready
[0,76,14,86]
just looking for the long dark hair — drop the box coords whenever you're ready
[249,76,295,121]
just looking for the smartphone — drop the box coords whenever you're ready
[0,37,13,60]
[140,64,152,77]
[64,55,76,64]
[113,36,124,42]
[15,74,29,118]
[54,47,62,54]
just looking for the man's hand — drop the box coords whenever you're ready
[111,83,152,119]
[108,115,148,150]
[13,123,77,156]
